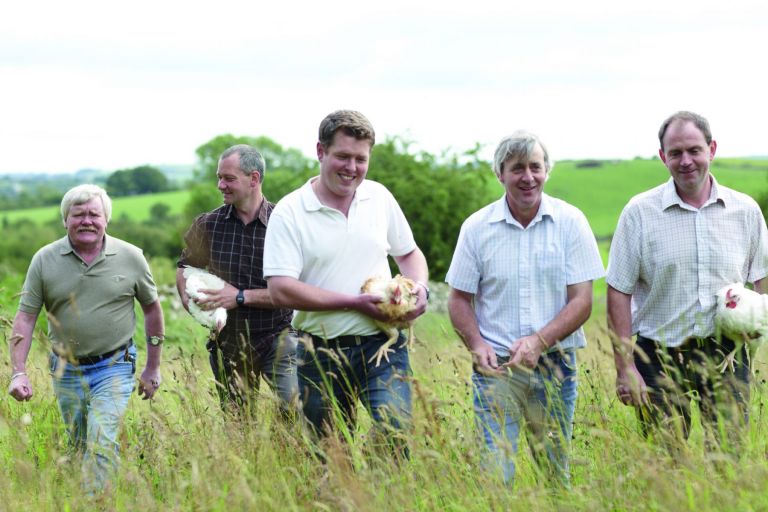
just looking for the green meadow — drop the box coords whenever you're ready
[0,190,191,225]
[2,157,768,510]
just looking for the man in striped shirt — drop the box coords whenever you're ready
[607,111,768,449]
[446,131,604,485]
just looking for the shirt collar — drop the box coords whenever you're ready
[661,175,724,211]
[488,193,555,227]
[223,200,272,226]
[301,177,371,212]
[60,234,113,256]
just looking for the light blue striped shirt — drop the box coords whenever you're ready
[446,193,605,355]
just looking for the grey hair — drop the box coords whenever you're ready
[220,144,266,179]
[492,131,553,177]
[658,111,712,151]
[60,184,112,225]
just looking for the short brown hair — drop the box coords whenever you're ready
[658,111,712,151]
[318,110,375,148]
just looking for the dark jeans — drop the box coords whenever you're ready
[296,331,412,442]
[634,335,750,449]
[207,328,298,411]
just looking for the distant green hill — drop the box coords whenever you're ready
[3,158,767,239]
[0,190,191,225]
[485,157,768,238]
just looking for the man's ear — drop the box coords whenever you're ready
[317,142,326,162]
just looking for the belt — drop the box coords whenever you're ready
[67,342,133,366]
[303,331,389,348]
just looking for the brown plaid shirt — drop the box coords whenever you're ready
[178,200,292,352]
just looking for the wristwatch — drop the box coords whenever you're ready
[147,335,164,346]
[236,288,245,307]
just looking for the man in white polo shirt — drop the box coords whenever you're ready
[607,111,768,450]
[263,110,429,449]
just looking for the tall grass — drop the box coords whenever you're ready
[2,266,768,510]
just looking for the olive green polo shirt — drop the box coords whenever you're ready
[18,235,158,358]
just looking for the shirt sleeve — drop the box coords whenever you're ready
[445,219,481,294]
[384,187,417,257]
[606,203,641,294]
[263,205,303,279]
[565,209,606,285]
[748,202,768,282]
[18,250,44,314]
[178,214,210,269]
[134,250,159,305]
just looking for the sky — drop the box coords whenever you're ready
[1,0,766,174]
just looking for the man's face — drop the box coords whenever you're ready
[499,143,547,217]
[217,153,257,206]
[316,132,371,200]
[659,120,716,198]
[66,197,107,248]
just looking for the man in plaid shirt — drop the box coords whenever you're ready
[177,144,297,411]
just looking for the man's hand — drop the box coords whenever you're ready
[137,366,161,400]
[471,342,500,375]
[197,283,239,311]
[616,364,649,406]
[506,334,545,370]
[8,373,33,401]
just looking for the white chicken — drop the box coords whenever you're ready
[361,274,419,367]
[714,282,768,372]
[182,266,228,334]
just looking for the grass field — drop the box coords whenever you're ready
[490,157,768,237]
[3,158,768,509]
[3,259,768,510]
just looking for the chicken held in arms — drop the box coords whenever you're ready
[182,266,228,335]
[361,274,419,366]
[715,282,768,372]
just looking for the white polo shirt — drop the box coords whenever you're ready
[263,178,417,338]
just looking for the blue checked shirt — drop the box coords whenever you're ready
[446,193,605,355]
[607,176,768,347]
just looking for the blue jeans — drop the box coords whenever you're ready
[50,345,136,493]
[472,349,577,485]
[208,329,298,410]
[297,332,412,441]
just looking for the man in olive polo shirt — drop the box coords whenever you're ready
[8,184,164,494]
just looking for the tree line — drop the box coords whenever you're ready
[0,134,497,281]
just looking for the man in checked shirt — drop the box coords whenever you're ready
[177,144,297,411]
[607,111,768,451]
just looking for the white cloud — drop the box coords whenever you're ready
[0,0,766,173]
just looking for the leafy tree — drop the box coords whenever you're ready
[106,165,170,196]
[194,134,314,182]
[367,137,495,279]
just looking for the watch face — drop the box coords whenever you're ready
[148,336,163,346]
[237,289,244,306]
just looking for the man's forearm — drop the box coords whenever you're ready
[9,312,37,374]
